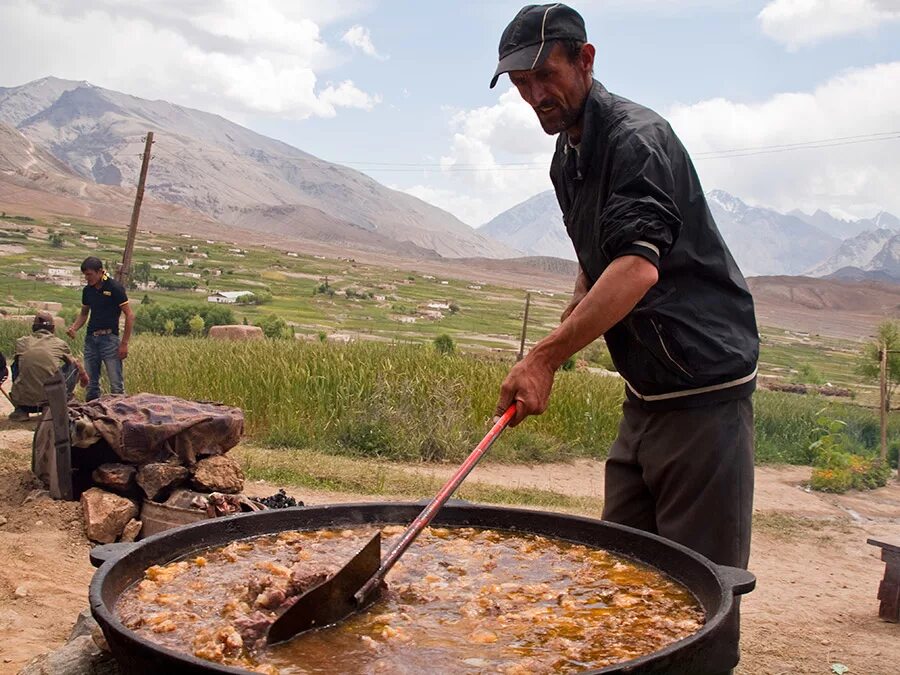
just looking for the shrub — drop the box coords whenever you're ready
[188,314,205,337]
[433,334,455,354]
[794,363,824,385]
[254,314,292,339]
[808,414,891,493]
[135,303,235,336]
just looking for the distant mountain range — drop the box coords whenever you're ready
[0,77,517,259]
[2,76,896,277]
[479,188,899,279]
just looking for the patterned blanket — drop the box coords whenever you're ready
[68,393,244,465]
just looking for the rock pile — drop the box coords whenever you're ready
[81,454,247,544]
[44,394,251,545]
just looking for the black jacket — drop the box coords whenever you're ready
[551,81,759,410]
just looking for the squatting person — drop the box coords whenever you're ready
[490,5,759,672]
[8,310,88,420]
[66,256,135,401]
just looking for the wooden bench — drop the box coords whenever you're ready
[868,538,900,622]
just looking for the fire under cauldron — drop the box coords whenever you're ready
[89,502,756,674]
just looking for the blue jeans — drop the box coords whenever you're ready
[84,334,125,401]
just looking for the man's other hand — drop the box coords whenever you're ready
[78,371,89,388]
[66,327,76,339]
[118,342,129,360]
[494,355,556,427]
[560,292,586,322]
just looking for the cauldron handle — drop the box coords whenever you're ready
[717,565,756,596]
[90,542,139,568]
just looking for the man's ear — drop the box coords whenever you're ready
[580,43,596,77]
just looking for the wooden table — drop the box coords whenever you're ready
[868,538,900,622]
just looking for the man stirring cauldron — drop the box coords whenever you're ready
[491,5,759,672]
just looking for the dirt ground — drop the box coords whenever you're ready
[1,416,899,674]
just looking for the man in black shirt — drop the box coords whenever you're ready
[67,256,135,400]
[491,5,758,672]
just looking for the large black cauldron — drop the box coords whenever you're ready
[89,503,755,674]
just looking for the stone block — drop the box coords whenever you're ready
[91,464,136,493]
[81,488,138,544]
[191,455,244,494]
[136,463,189,501]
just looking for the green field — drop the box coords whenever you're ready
[1,213,892,469]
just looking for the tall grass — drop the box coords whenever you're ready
[125,336,623,463]
[2,323,891,466]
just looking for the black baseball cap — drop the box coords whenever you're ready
[490,4,587,88]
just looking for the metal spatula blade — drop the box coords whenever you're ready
[266,531,381,645]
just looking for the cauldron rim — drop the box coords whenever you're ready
[89,501,754,675]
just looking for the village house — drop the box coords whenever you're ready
[207,290,253,304]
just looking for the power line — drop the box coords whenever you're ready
[328,130,900,171]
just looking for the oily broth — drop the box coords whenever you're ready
[116,526,704,674]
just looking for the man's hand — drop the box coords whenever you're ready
[78,370,89,388]
[561,265,590,323]
[494,354,557,427]
[118,341,129,360]
[66,326,76,339]
[560,291,587,323]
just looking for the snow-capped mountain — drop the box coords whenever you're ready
[481,188,899,279]
[705,190,841,276]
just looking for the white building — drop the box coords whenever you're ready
[207,290,253,304]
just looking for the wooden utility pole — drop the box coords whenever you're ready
[517,292,532,362]
[117,132,154,287]
[881,342,888,464]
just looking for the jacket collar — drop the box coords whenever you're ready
[562,79,610,180]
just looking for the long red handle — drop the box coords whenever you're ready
[354,404,517,605]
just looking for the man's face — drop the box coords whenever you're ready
[508,42,593,136]
[83,268,104,286]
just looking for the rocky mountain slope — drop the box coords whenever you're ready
[479,191,573,261]
[0,77,515,259]
[808,229,899,277]
[0,121,220,233]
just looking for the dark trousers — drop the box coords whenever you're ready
[603,396,754,672]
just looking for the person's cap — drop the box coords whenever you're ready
[490,4,586,88]
[33,310,55,328]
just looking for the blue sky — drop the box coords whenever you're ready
[2,0,900,225]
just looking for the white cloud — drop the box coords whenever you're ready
[667,61,900,218]
[759,0,900,49]
[341,25,385,60]
[0,0,380,120]
[400,88,556,226]
[320,81,381,111]
[421,61,900,227]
